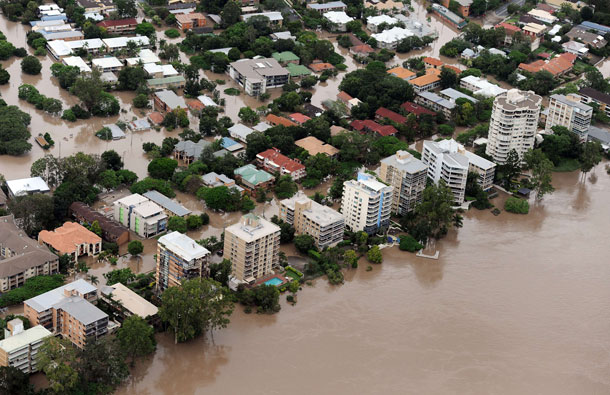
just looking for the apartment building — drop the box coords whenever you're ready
[0,215,59,292]
[578,87,610,118]
[280,194,345,249]
[96,18,137,35]
[24,279,108,348]
[0,320,51,374]
[113,194,168,238]
[69,202,129,245]
[223,214,281,283]
[156,231,210,292]
[486,89,542,164]
[442,0,471,17]
[545,94,592,141]
[228,58,289,96]
[423,139,496,203]
[175,12,206,31]
[256,147,306,180]
[379,151,428,215]
[341,173,393,235]
[38,222,101,264]
[460,75,507,98]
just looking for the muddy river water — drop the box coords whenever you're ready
[1,5,610,395]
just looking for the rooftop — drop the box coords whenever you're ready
[159,231,210,261]
[115,193,148,207]
[230,58,288,82]
[225,214,280,243]
[63,56,91,72]
[92,56,122,69]
[281,194,344,227]
[367,14,397,26]
[143,190,191,217]
[550,94,593,112]
[387,66,415,80]
[272,51,299,63]
[242,11,283,22]
[132,200,165,218]
[372,26,413,44]
[381,150,427,174]
[6,177,49,197]
[38,222,101,256]
[323,11,354,25]
[54,296,107,325]
[100,282,158,318]
[0,325,51,353]
[102,35,150,49]
[234,164,274,185]
[440,88,478,103]
[418,91,456,110]
[354,172,391,193]
[460,75,507,97]
[295,136,339,157]
[257,148,306,173]
[579,87,610,105]
[25,279,97,313]
[308,1,347,10]
[154,89,187,110]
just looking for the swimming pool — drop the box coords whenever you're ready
[264,277,283,286]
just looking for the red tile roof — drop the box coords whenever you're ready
[376,125,398,136]
[187,99,205,110]
[350,119,366,131]
[424,57,443,67]
[495,22,521,34]
[39,222,101,256]
[443,65,461,75]
[375,107,406,124]
[350,44,374,54]
[257,148,305,173]
[519,53,576,76]
[97,18,137,28]
[349,119,397,136]
[266,114,297,127]
[148,112,165,124]
[536,3,555,13]
[289,113,311,124]
[401,101,436,116]
[337,91,353,102]
[309,62,335,72]
[538,52,551,59]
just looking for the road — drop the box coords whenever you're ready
[494,0,526,18]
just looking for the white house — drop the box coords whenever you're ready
[323,11,353,32]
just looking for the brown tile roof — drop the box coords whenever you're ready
[409,72,440,87]
[187,99,205,110]
[38,222,101,256]
[337,91,353,102]
[350,44,374,54]
[266,113,296,127]
[295,136,339,156]
[97,18,137,28]
[69,202,129,243]
[148,112,165,124]
[443,65,461,75]
[495,22,521,34]
[289,113,311,124]
[401,101,436,116]
[424,57,443,67]
[387,66,415,80]
[375,107,406,124]
[520,53,576,76]
[309,62,335,72]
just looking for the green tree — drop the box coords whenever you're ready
[209,259,232,286]
[238,106,259,125]
[343,249,359,268]
[0,67,10,85]
[414,181,456,240]
[294,234,316,254]
[148,157,178,180]
[70,68,105,112]
[115,0,138,18]
[498,149,521,189]
[37,337,78,394]
[168,216,187,233]
[135,22,155,37]
[133,93,149,108]
[128,240,144,256]
[186,215,203,230]
[504,197,529,214]
[77,337,128,393]
[367,245,383,264]
[439,66,458,89]
[0,366,33,394]
[523,149,555,201]
[117,316,156,365]
[101,150,123,171]
[20,56,41,75]
[579,141,602,179]
[399,235,423,252]
[104,268,136,286]
[8,194,54,236]
[159,278,234,343]
[89,220,102,237]
[221,0,241,27]
[0,104,32,156]
[274,175,297,199]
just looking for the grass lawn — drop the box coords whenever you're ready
[285,271,301,281]
[553,158,581,172]
[573,60,590,73]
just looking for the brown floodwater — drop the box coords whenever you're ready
[111,164,610,395]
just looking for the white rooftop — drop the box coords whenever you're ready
[0,325,51,353]
[158,231,210,261]
[115,193,148,207]
[197,95,217,107]
[242,12,283,22]
[24,279,97,313]
[100,282,158,318]
[6,177,50,197]
[367,14,398,26]
[102,36,150,49]
[461,75,507,97]
[323,11,354,25]
[125,48,160,65]
[372,26,414,44]
[133,200,164,218]
[356,172,390,192]
[92,56,122,70]
[63,56,91,72]
[143,63,179,77]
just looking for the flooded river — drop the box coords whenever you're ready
[113,165,610,395]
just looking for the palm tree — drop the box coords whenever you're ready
[88,275,99,286]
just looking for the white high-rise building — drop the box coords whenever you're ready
[341,173,393,235]
[545,93,593,141]
[422,139,496,204]
[486,89,542,164]
[379,151,428,215]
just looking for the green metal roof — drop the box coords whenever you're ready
[234,164,274,185]
[286,63,312,77]
[272,51,299,63]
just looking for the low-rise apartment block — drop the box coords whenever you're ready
[38,222,101,264]
[156,231,210,292]
[113,193,168,238]
[256,148,306,180]
[224,214,281,283]
[69,202,130,245]
[0,320,51,374]
[379,151,428,215]
[578,87,610,118]
[0,215,59,292]
[24,279,108,348]
[280,194,345,249]
[341,173,393,235]
[228,58,289,96]
[545,94,592,141]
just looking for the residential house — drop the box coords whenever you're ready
[337,91,362,110]
[156,232,209,292]
[527,9,557,24]
[289,113,311,125]
[562,40,589,57]
[96,18,137,35]
[309,61,335,73]
[256,148,306,180]
[153,89,187,113]
[323,11,353,31]
[272,51,300,65]
[266,113,297,127]
[38,222,101,264]
[69,202,129,246]
[460,75,507,97]
[241,12,283,25]
[307,1,347,13]
[495,22,522,45]
[280,194,345,249]
[173,140,211,164]
[234,164,275,192]
[519,52,577,77]
[566,27,607,49]
[224,214,280,283]
[6,177,49,199]
[408,69,441,93]
[147,76,187,90]
[0,215,59,292]
[415,91,456,118]
[387,66,416,81]
[24,279,108,348]
[228,123,255,143]
[371,27,413,50]
[401,101,436,117]
[350,119,398,137]
[375,107,406,124]
[91,56,123,72]
[294,136,339,157]
[102,36,150,52]
[77,0,114,14]
[367,15,398,33]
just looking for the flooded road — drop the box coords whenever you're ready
[116,165,610,395]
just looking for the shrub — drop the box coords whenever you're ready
[96,127,112,140]
[62,109,77,121]
[504,197,529,214]
[399,235,423,252]
[168,216,187,233]
[21,56,42,75]
[165,28,180,38]
[12,47,27,57]
[0,68,9,84]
